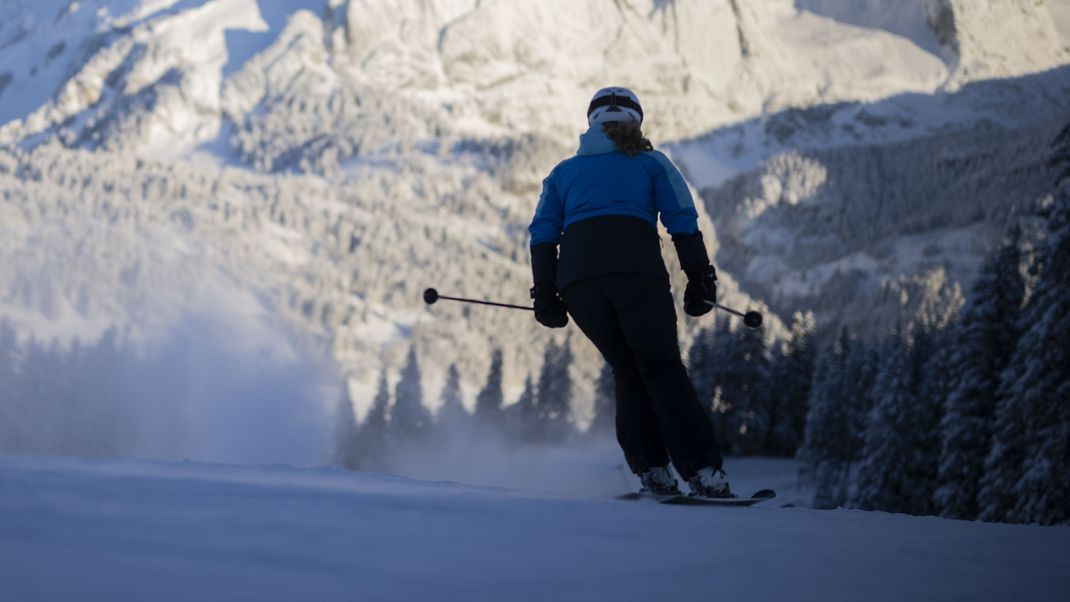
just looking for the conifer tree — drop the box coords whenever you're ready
[853,332,916,514]
[853,324,944,515]
[354,371,391,470]
[797,333,851,508]
[706,319,737,452]
[333,380,362,470]
[509,375,538,442]
[436,363,468,430]
[0,321,16,452]
[719,324,770,454]
[935,235,1023,519]
[390,347,431,443]
[771,311,816,455]
[534,338,574,443]
[904,324,946,517]
[982,175,1070,525]
[474,348,505,431]
[842,336,880,464]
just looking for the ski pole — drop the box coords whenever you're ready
[423,288,534,311]
[704,299,763,329]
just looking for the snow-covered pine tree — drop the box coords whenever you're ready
[770,311,816,456]
[333,380,362,470]
[351,371,391,470]
[390,347,431,443]
[0,320,16,452]
[588,361,615,436]
[853,330,917,514]
[905,323,946,517]
[473,348,505,431]
[842,335,880,464]
[797,336,851,508]
[720,322,771,454]
[534,338,574,443]
[508,375,537,442]
[436,363,468,431]
[853,322,945,516]
[707,319,737,452]
[935,234,1024,520]
[983,156,1070,525]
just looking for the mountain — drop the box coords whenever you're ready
[1,0,1068,427]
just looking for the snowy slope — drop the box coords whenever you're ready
[2,454,1068,602]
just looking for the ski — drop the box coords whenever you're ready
[617,488,776,507]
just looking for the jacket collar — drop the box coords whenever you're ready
[577,127,618,156]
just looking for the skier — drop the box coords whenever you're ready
[528,87,731,498]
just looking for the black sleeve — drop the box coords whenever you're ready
[531,243,559,287]
[671,231,712,280]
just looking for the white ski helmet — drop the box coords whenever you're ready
[587,87,643,127]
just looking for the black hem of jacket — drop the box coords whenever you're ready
[554,215,669,291]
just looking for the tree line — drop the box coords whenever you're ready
[799,123,1070,526]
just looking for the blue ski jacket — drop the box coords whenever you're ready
[529,127,699,246]
[528,127,699,289]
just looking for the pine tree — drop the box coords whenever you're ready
[853,331,917,514]
[770,311,816,456]
[706,319,737,452]
[842,336,880,463]
[853,324,944,515]
[0,320,16,453]
[905,324,946,517]
[390,347,431,443]
[436,363,468,430]
[588,361,615,436]
[333,380,362,470]
[797,339,851,509]
[508,375,538,442]
[353,371,391,470]
[982,176,1070,525]
[717,323,770,454]
[935,234,1024,519]
[474,348,505,431]
[534,338,574,443]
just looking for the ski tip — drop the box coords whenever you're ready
[751,489,776,500]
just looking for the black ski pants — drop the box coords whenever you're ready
[561,273,723,480]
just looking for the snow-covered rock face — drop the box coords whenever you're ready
[0,0,1068,407]
[925,0,1069,85]
[4,0,1066,156]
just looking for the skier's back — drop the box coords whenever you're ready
[528,87,731,498]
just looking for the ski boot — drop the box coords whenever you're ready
[638,466,682,497]
[687,466,734,498]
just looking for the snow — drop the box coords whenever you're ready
[1051,0,1070,47]
[1,453,1067,602]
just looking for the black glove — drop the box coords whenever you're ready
[673,231,717,317]
[683,265,717,317]
[531,285,569,328]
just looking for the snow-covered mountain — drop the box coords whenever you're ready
[1,0,1068,428]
